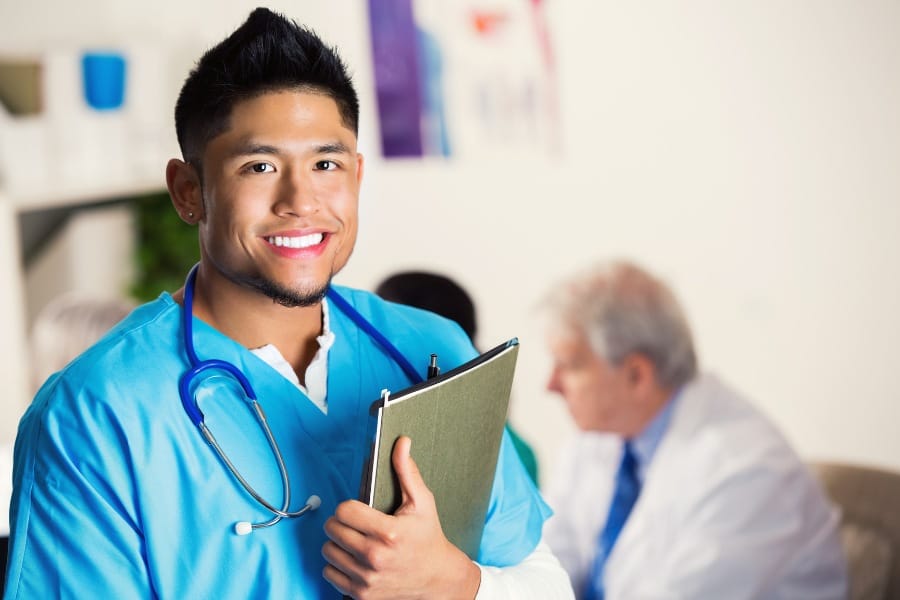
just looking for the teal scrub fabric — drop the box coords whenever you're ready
[6,286,550,598]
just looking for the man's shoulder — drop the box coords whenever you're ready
[673,375,781,438]
[662,373,806,480]
[329,285,457,324]
[30,295,180,408]
[77,294,180,364]
[329,285,475,358]
[18,295,181,459]
[328,285,478,371]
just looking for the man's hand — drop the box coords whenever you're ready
[322,436,482,599]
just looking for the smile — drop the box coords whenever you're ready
[265,233,324,249]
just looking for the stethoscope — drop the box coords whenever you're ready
[179,264,425,535]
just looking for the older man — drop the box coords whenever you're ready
[541,260,847,599]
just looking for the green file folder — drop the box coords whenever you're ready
[360,338,520,559]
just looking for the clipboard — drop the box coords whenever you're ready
[359,338,520,559]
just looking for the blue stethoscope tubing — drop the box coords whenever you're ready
[179,264,425,534]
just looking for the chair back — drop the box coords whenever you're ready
[810,462,900,600]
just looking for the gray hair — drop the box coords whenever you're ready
[543,260,698,389]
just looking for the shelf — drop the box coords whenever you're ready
[7,173,167,212]
[0,46,180,443]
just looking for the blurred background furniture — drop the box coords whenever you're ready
[1,535,7,596]
[810,462,900,600]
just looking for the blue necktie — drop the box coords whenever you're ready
[584,441,641,600]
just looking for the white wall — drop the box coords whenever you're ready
[1,1,898,481]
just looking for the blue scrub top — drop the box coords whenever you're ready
[6,286,550,599]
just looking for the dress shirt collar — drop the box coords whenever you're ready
[628,386,682,482]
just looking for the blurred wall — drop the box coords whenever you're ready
[1,1,898,481]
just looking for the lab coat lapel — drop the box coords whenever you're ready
[604,377,710,588]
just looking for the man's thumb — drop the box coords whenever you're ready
[392,436,425,510]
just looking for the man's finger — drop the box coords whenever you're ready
[324,514,370,558]
[322,563,355,597]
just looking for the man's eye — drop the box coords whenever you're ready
[250,163,274,173]
[315,160,338,171]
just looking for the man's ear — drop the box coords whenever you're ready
[622,353,657,395]
[166,159,203,224]
[355,152,365,186]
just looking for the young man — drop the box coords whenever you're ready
[541,260,847,599]
[5,9,571,599]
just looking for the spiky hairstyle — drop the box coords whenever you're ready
[174,7,359,164]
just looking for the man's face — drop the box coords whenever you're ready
[197,90,363,306]
[545,331,632,433]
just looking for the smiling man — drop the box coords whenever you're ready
[5,9,572,599]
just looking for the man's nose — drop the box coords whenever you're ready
[274,170,319,217]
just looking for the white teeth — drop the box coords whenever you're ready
[267,233,324,249]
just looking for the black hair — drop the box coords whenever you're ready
[375,271,478,342]
[174,7,359,164]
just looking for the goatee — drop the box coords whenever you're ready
[253,278,329,308]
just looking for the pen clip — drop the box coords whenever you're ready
[427,353,440,380]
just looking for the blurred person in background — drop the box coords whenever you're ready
[30,292,136,392]
[541,260,847,599]
[375,270,540,485]
[5,8,571,599]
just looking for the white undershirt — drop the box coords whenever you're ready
[249,299,334,413]
[246,299,572,599]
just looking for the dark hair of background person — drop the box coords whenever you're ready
[174,7,360,168]
[375,270,540,486]
[376,271,478,343]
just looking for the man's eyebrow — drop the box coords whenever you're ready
[315,142,351,154]
[224,141,351,159]
[225,141,281,159]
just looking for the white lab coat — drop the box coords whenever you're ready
[544,374,848,600]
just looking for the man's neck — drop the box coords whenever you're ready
[620,385,676,439]
[183,266,325,376]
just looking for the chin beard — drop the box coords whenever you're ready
[252,278,330,308]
